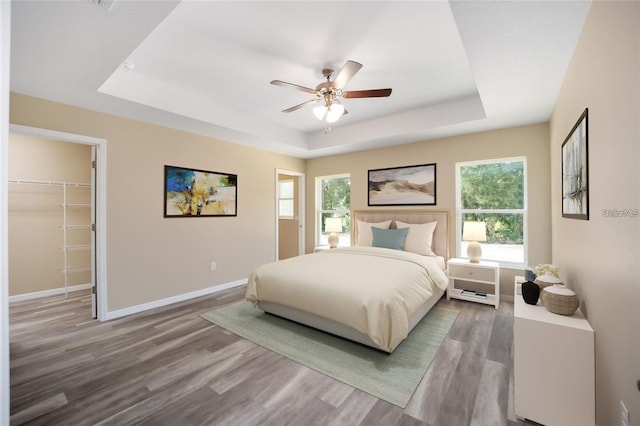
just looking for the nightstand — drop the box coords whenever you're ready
[314,246,330,253]
[447,258,500,308]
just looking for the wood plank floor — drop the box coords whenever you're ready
[9,287,531,425]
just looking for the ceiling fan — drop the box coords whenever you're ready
[271,60,392,126]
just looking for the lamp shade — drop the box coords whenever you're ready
[313,99,345,123]
[462,221,487,242]
[313,104,328,120]
[325,100,345,123]
[324,217,343,233]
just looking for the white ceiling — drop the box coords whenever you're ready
[10,0,591,159]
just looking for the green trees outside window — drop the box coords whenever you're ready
[458,159,526,264]
[318,175,351,246]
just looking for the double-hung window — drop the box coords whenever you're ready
[316,174,350,247]
[456,157,527,267]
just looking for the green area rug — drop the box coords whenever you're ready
[201,301,458,407]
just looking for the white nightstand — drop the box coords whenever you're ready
[314,246,330,253]
[447,258,500,308]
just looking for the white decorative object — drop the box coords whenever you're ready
[534,263,560,278]
[534,271,563,293]
[325,217,343,249]
[395,220,437,256]
[514,282,595,425]
[355,220,392,247]
[544,284,574,296]
[462,221,486,263]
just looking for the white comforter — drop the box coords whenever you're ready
[245,247,449,352]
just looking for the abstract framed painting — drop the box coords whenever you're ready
[561,108,589,220]
[368,163,436,206]
[164,165,237,217]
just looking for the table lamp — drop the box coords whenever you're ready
[325,217,343,249]
[463,221,487,263]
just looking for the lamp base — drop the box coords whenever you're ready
[467,241,482,263]
[328,233,339,249]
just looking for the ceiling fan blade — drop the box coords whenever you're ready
[343,88,392,99]
[282,98,320,113]
[332,60,363,88]
[271,80,317,95]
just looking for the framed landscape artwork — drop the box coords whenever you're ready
[368,163,436,206]
[164,165,237,217]
[561,108,589,220]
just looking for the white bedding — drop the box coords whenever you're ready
[245,246,449,352]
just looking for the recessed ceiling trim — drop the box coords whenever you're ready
[99,68,309,150]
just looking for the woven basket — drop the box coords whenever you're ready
[535,271,562,293]
[540,285,579,315]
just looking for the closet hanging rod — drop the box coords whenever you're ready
[8,178,90,187]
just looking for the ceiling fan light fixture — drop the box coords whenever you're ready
[271,60,391,129]
[313,103,328,121]
[325,100,345,123]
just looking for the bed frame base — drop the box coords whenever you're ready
[258,288,444,353]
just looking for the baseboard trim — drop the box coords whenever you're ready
[9,283,93,303]
[104,278,248,321]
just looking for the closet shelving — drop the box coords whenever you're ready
[9,178,92,297]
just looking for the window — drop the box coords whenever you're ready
[278,179,294,219]
[316,174,351,246]
[456,157,527,266]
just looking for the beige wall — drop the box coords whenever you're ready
[10,93,305,312]
[550,2,640,424]
[8,134,92,295]
[305,123,552,296]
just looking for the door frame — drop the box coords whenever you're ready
[275,169,305,260]
[10,124,108,320]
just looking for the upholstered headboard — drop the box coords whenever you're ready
[351,210,450,260]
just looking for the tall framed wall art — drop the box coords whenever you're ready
[561,109,589,220]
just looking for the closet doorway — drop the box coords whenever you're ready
[7,125,107,320]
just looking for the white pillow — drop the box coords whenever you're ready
[356,220,392,247]
[395,220,437,256]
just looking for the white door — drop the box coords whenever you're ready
[90,147,97,319]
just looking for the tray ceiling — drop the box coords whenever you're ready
[10,1,591,158]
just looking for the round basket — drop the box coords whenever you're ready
[534,271,562,293]
[540,285,579,315]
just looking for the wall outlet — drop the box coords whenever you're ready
[620,400,630,426]
[210,261,216,271]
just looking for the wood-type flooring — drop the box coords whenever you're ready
[9,287,529,425]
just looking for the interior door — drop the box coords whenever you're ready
[276,170,305,260]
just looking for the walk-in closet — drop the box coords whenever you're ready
[8,132,94,315]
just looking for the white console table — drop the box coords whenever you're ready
[513,279,595,425]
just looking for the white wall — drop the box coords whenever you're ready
[550,2,640,424]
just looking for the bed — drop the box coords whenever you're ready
[245,210,450,352]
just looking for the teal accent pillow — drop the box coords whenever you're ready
[371,227,409,251]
